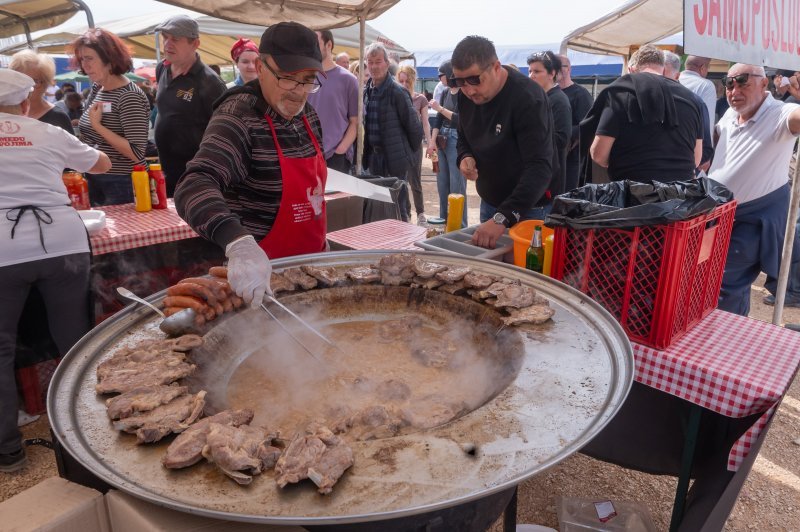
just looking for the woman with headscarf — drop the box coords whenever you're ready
[226,38,260,89]
[396,65,431,224]
[9,50,73,134]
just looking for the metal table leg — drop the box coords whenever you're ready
[669,404,703,531]
[503,485,518,532]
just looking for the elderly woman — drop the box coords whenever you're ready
[396,65,431,224]
[70,28,150,206]
[9,50,73,134]
[226,38,260,89]
[0,70,110,473]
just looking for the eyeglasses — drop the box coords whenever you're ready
[722,73,764,90]
[451,64,493,87]
[262,60,321,94]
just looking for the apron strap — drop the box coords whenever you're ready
[5,205,56,254]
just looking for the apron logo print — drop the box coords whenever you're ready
[0,120,21,135]
[176,88,194,102]
[307,176,324,218]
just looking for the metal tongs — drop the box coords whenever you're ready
[260,295,337,364]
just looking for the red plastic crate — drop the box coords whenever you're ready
[16,357,61,415]
[551,201,737,349]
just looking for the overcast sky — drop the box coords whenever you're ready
[72,0,631,51]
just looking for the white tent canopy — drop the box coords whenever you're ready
[560,0,682,56]
[0,8,411,65]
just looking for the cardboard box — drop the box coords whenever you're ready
[105,490,305,532]
[0,477,110,532]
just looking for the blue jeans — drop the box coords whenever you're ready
[479,201,552,224]
[87,173,133,206]
[436,128,467,227]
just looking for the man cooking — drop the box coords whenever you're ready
[175,22,326,309]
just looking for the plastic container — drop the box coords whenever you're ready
[62,171,90,210]
[509,220,555,268]
[131,164,151,212]
[148,163,168,210]
[415,224,514,262]
[16,358,61,415]
[425,216,446,238]
[557,496,657,531]
[551,201,736,349]
[446,193,465,232]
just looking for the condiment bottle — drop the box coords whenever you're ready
[131,164,151,212]
[427,217,446,237]
[543,233,554,277]
[526,225,544,272]
[148,163,168,210]
[62,171,90,210]
[446,193,465,232]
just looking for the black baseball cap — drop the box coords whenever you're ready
[259,22,323,74]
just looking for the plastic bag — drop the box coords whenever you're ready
[546,178,734,230]
[357,174,407,223]
[557,497,657,532]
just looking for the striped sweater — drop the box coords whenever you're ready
[174,82,323,249]
[79,81,150,175]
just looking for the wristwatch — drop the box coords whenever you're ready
[492,212,510,228]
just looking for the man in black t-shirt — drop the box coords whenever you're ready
[587,45,702,183]
[452,35,553,250]
[558,54,593,190]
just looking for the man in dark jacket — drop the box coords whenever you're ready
[362,42,423,222]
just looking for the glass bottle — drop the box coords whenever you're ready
[526,225,544,272]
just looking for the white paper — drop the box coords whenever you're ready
[326,168,393,203]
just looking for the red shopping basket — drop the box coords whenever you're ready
[551,201,737,349]
[16,357,61,415]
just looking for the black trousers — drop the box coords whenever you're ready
[326,153,352,174]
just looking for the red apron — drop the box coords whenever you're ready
[258,113,327,259]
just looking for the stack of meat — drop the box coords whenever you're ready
[162,267,244,326]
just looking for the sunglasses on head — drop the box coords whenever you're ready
[722,73,763,89]
[451,64,492,87]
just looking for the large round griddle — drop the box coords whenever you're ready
[48,251,633,526]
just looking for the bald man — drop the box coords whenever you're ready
[709,63,800,315]
[679,55,716,131]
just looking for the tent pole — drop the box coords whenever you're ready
[71,0,95,28]
[355,14,366,176]
[772,155,800,324]
[155,31,161,64]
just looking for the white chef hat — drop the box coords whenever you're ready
[0,69,34,106]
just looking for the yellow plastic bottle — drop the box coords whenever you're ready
[543,234,554,277]
[446,193,465,232]
[131,164,151,212]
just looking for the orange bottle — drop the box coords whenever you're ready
[62,171,90,210]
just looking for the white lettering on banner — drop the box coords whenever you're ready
[685,0,800,70]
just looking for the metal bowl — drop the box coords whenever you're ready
[48,250,633,526]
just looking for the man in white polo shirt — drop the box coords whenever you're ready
[709,63,800,316]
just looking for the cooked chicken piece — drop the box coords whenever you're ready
[411,276,444,290]
[376,379,411,401]
[378,254,416,285]
[435,265,472,283]
[163,409,254,469]
[463,271,496,290]
[106,384,188,420]
[345,266,381,284]
[275,425,353,494]
[377,316,422,343]
[112,391,206,444]
[301,265,345,287]
[270,272,296,294]
[437,280,466,295]
[282,268,318,290]
[502,304,556,326]
[96,359,196,395]
[412,258,448,279]
[202,423,279,485]
[493,284,536,309]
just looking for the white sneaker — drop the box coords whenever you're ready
[417,213,427,225]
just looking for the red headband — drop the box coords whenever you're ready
[231,38,259,62]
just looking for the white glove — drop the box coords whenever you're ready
[225,235,272,308]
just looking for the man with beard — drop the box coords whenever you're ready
[175,22,327,308]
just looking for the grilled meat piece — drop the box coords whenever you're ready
[201,423,280,485]
[163,409,254,469]
[412,258,448,279]
[170,334,204,352]
[502,304,556,326]
[301,265,345,287]
[270,272,296,294]
[275,424,353,494]
[437,280,466,295]
[378,254,415,285]
[411,276,444,290]
[345,266,381,284]
[96,347,184,380]
[105,384,188,420]
[282,268,318,290]
[493,284,536,309]
[96,357,196,395]
[463,271,495,290]
[435,265,471,283]
[112,391,206,444]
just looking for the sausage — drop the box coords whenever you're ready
[209,266,228,279]
[221,297,233,313]
[230,295,244,309]
[179,277,227,300]
[167,282,218,306]
[163,295,209,315]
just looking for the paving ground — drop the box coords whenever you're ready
[3,158,799,531]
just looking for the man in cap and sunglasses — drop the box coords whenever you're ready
[709,64,800,315]
[175,22,327,308]
[451,35,554,250]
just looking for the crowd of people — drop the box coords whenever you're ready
[4,14,800,475]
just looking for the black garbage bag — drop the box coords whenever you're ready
[546,177,734,229]
[357,174,407,223]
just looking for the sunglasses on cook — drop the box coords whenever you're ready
[262,60,321,93]
[722,73,764,90]
[450,64,493,87]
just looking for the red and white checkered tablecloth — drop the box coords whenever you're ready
[89,199,198,256]
[632,309,800,470]
[327,219,427,250]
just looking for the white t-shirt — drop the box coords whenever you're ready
[0,113,101,267]
[679,70,717,129]
[709,94,799,204]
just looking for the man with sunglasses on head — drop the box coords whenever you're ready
[175,22,327,309]
[451,35,554,250]
[709,64,800,316]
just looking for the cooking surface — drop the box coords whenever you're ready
[49,251,633,526]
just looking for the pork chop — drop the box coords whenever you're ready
[113,391,206,444]
[502,304,556,326]
[282,268,318,290]
[301,265,345,287]
[96,348,184,380]
[105,384,188,420]
[463,271,496,290]
[492,284,536,309]
[163,409,254,469]
[270,272,297,294]
[411,276,444,290]
[345,266,381,284]
[412,258,448,279]
[96,358,196,395]
[202,423,279,485]
[378,254,415,285]
[275,424,353,494]
[435,265,471,283]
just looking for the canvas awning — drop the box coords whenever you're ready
[0,0,92,41]
[560,0,682,57]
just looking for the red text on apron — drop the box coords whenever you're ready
[258,113,327,259]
